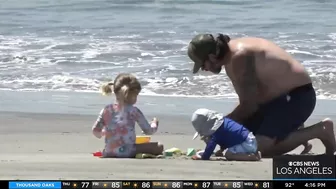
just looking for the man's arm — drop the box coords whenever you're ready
[226,51,259,123]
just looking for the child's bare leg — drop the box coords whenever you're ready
[135,142,164,155]
[225,150,261,161]
[214,149,224,157]
[214,146,225,157]
[299,124,313,154]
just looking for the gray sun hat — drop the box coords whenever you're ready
[191,108,225,140]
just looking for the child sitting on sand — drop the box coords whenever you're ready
[92,73,164,158]
[191,108,261,161]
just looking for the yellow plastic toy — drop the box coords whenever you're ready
[135,136,151,144]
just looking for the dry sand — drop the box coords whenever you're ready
[0,112,330,180]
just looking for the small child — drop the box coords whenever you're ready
[191,108,261,161]
[92,73,164,158]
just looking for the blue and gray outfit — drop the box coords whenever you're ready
[191,108,257,160]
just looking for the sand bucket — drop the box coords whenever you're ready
[136,136,151,144]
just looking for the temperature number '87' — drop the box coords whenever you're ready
[202,182,211,188]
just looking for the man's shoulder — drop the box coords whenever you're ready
[234,36,269,42]
[230,49,255,72]
[232,37,270,55]
[232,49,252,59]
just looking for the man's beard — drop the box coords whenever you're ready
[212,67,222,74]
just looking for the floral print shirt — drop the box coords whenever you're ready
[92,103,157,158]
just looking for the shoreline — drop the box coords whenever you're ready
[1,90,336,117]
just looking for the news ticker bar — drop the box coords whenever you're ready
[4,180,336,189]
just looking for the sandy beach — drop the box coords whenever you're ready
[0,91,335,180]
[1,0,336,182]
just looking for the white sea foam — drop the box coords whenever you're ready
[1,29,336,100]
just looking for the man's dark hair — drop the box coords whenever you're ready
[215,33,231,59]
[188,33,231,73]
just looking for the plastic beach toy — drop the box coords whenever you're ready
[93,151,103,157]
[187,148,196,156]
[164,147,182,156]
[93,151,102,157]
[135,153,156,159]
[135,136,151,144]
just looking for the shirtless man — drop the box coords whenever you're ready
[187,33,336,156]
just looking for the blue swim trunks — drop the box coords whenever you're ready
[243,83,316,141]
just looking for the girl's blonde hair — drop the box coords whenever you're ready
[100,73,141,104]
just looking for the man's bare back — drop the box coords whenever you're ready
[225,37,312,103]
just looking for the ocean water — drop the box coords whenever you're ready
[1,0,336,99]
